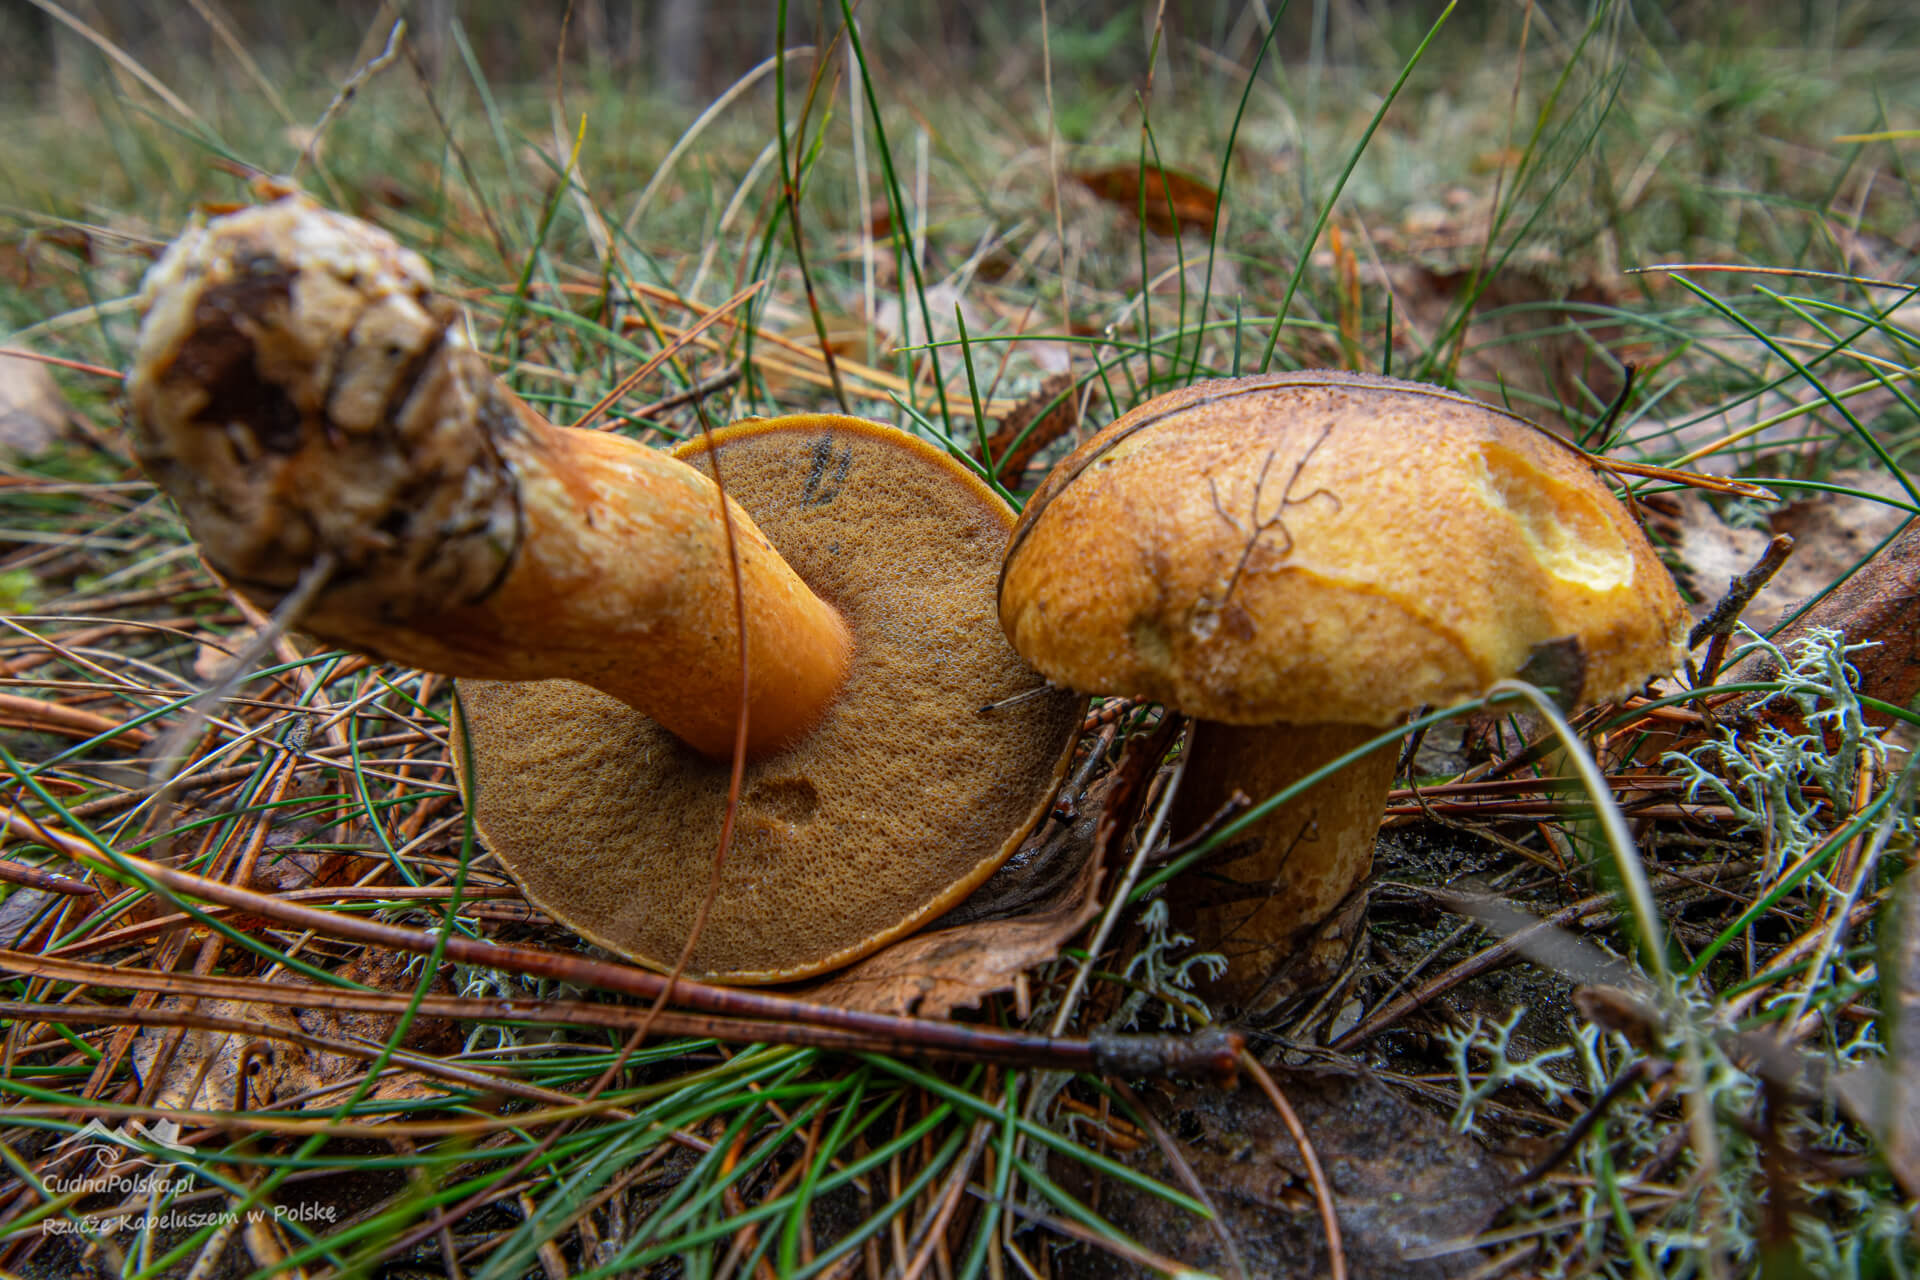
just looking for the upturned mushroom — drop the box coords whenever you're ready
[126,196,1080,983]
[998,372,1689,1008]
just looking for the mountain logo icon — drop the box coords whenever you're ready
[49,1118,193,1167]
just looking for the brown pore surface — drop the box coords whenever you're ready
[458,417,1081,983]
[1001,371,1689,725]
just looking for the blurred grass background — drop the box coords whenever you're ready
[1,2,1919,1276]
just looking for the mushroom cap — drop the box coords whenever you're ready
[457,415,1081,983]
[1000,372,1688,725]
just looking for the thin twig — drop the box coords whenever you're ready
[1,828,1243,1079]
[293,20,405,183]
[1689,533,1796,684]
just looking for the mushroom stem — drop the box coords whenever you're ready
[126,197,852,759]
[1170,721,1395,1009]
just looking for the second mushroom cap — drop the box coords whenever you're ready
[1001,371,1689,724]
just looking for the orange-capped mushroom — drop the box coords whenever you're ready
[127,196,1079,983]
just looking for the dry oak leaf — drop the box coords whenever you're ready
[1074,165,1220,237]
[133,998,450,1113]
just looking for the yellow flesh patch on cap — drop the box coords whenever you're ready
[1468,443,1636,594]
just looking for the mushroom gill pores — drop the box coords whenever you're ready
[999,372,1689,1008]
[127,195,1079,983]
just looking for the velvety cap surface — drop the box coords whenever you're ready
[459,417,1080,983]
[1000,372,1688,724]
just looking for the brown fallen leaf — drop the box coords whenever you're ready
[1723,516,1920,728]
[804,894,1100,1020]
[942,771,1120,928]
[133,1000,290,1112]
[285,950,461,1063]
[133,951,458,1113]
[1765,469,1915,567]
[0,861,90,948]
[976,372,1094,488]
[1471,146,1528,174]
[249,766,356,895]
[1052,1071,1508,1279]
[1654,472,1913,634]
[1074,165,1220,237]
[1385,254,1639,420]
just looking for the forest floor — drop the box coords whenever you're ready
[1,4,1918,1277]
